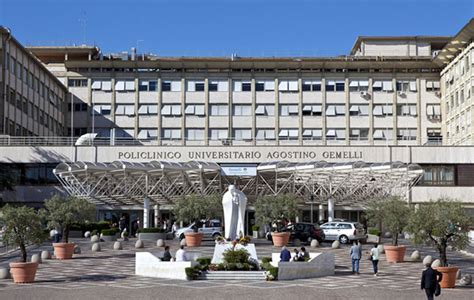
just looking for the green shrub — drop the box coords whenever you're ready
[267,266,278,280]
[223,248,250,264]
[185,267,200,280]
[261,257,272,264]
[196,257,212,266]
[101,229,118,236]
[368,227,381,236]
[251,225,260,232]
[137,228,166,233]
[91,230,98,236]
[69,224,82,231]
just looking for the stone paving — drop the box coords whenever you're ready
[0,237,473,299]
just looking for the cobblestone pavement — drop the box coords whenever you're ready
[0,237,473,300]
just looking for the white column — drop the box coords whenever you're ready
[143,198,150,229]
[154,205,160,228]
[328,198,334,222]
[318,204,325,221]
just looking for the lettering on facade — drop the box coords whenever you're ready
[117,150,364,161]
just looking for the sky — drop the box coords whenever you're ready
[0,0,473,57]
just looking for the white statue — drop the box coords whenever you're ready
[222,185,247,240]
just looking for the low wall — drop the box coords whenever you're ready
[272,252,335,280]
[135,252,197,280]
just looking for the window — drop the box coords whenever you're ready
[185,104,205,116]
[396,104,417,117]
[278,80,298,92]
[349,128,369,140]
[94,104,112,115]
[115,80,135,92]
[9,88,15,105]
[255,105,275,116]
[302,129,322,140]
[209,129,228,140]
[397,128,417,141]
[10,57,16,75]
[68,79,88,87]
[256,129,275,140]
[349,80,369,92]
[137,129,158,140]
[279,128,298,140]
[326,105,345,116]
[187,81,205,92]
[427,129,442,144]
[138,104,158,115]
[426,104,441,119]
[210,105,229,116]
[420,165,455,186]
[373,129,393,140]
[162,80,181,92]
[92,80,112,91]
[349,105,369,116]
[326,129,345,140]
[280,105,298,116]
[161,104,181,116]
[302,80,321,91]
[16,93,22,109]
[302,105,322,116]
[162,128,181,140]
[233,81,252,92]
[186,129,205,140]
[426,81,440,92]
[326,80,344,92]
[22,97,28,113]
[209,81,228,92]
[233,129,252,140]
[373,104,393,116]
[396,80,416,92]
[373,80,393,92]
[233,105,252,116]
[138,80,158,91]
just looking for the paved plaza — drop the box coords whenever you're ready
[0,238,473,300]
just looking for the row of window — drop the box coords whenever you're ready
[446,83,472,114]
[0,164,58,185]
[90,103,440,118]
[82,78,440,93]
[4,115,63,136]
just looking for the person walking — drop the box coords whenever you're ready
[421,262,443,300]
[370,243,380,276]
[350,241,362,275]
[280,246,291,262]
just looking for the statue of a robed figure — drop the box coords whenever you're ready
[222,185,247,240]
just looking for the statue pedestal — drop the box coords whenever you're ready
[211,243,258,264]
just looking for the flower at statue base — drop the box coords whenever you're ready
[265,271,275,281]
[238,236,251,246]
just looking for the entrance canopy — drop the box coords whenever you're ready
[53,160,423,207]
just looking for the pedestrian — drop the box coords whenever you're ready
[369,243,380,276]
[350,240,362,275]
[119,215,126,233]
[161,246,172,261]
[292,248,300,261]
[300,247,309,261]
[166,219,172,232]
[280,246,291,262]
[172,222,178,235]
[421,262,443,300]
[163,219,168,231]
[175,245,187,262]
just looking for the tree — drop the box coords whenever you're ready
[0,205,46,262]
[42,195,96,243]
[365,196,411,246]
[254,193,299,232]
[406,198,472,267]
[173,194,223,225]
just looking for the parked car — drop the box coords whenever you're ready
[175,219,222,240]
[266,222,325,244]
[320,221,366,244]
[316,218,346,226]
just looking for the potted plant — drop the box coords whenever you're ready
[101,228,119,242]
[42,195,95,259]
[173,194,222,247]
[137,227,166,241]
[251,225,260,239]
[366,196,411,262]
[406,198,472,288]
[0,205,46,283]
[254,194,299,247]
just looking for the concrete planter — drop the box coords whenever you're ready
[184,232,203,247]
[436,266,459,288]
[53,243,75,260]
[384,245,406,263]
[9,262,38,283]
[271,232,290,247]
[366,234,380,244]
[138,232,166,241]
[101,234,118,242]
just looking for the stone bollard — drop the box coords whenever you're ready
[31,253,42,264]
[84,231,91,238]
[423,255,433,266]
[91,235,100,243]
[310,239,319,248]
[431,259,441,268]
[92,242,101,252]
[293,239,301,247]
[74,245,81,254]
[377,244,385,254]
[0,268,10,279]
[41,250,51,260]
[135,240,144,249]
[459,274,472,286]
[113,241,123,250]
[332,240,340,249]
[156,239,165,247]
[410,250,421,261]
[180,239,187,247]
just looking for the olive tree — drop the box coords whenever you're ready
[365,196,411,246]
[173,194,223,226]
[406,198,472,267]
[42,195,96,243]
[0,205,46,262]
[254,194,299,232]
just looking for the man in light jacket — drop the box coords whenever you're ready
[350,241,362,274]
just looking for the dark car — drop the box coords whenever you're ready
[267,222,325,243]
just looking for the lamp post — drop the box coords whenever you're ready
[310,194,315,224]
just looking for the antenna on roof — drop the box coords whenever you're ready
[78,11,87,45]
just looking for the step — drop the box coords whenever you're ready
[198,271,266,280]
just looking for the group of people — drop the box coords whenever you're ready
[159,245,188,262]
[350,241,379,276]
[279,246,309,262]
